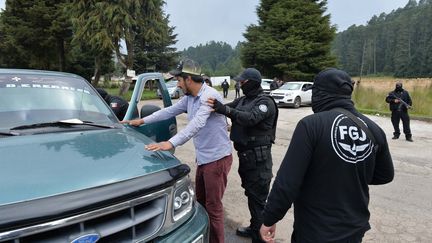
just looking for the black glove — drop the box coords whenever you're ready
[213,99,229,115]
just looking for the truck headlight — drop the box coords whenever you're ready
[172,178,195,221]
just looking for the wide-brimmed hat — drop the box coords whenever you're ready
[169,59,201,76]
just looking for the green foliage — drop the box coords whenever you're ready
[133,0,179,73]
[0,0,178,90]
[181,41,243,77]
[241,0,336,81]
[0,0,73,71]
[104,88,158,101]
[332,1,432,78]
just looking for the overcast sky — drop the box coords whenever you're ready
[1,0,409,50]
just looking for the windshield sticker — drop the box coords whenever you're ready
[3,83,91,94]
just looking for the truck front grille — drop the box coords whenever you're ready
[0,189,169,243]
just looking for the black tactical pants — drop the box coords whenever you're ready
[237,145,273,243]
[391,110,411,138]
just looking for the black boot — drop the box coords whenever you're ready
[392,135,399,139]
[406,135,413,142]
[236,226,252,238]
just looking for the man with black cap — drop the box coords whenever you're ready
[122,59,232,243]
[385,82,413,141]
[96,88,135,120]
[208,68,278,243]
[259,68,394,243]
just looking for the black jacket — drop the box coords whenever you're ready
[386,89,412,112]
[225,92,278,151]
[262,107,394,242]
[104,95,129,120]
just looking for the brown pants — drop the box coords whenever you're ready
[195,154,232,243]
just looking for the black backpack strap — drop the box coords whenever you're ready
[333,108,377,146]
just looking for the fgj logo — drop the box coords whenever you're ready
[331,114,374,163]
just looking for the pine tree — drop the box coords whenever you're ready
[0,0,72,70]
[241,0,336,81]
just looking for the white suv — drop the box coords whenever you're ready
[261,78,273,94]
[270,81,313,108]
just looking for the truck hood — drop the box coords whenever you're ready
[0,128,181,206]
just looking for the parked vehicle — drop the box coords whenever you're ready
[157,80,183,99]
[261,78,273,94]
[269,81,313,108]
[0,69,209,243]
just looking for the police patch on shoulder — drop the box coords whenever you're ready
[259,104,268,112]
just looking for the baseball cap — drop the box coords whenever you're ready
[307,68,353,95]
[233,68,262,83]
[169,59,201,76]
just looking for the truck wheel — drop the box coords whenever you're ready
[293,97,301,108]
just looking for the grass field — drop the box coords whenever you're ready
[352,77,432,120]
[104,87,158,101]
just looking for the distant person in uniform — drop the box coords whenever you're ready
[270,77,279,90]
[221,79,230,98]
[235,80,241,98]
[259,68,394,243]
[208,68,278,243]
[96,88,136,120]
[385,82,413,141]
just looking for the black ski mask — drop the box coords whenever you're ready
[241,80,262,97]
[234,68,263,97]
[310,68,355,113]
[395,82,403,92]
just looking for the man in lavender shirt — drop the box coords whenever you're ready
[122,59,232,243]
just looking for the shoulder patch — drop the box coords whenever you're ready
[259,104,268,113]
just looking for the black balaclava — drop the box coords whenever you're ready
[311,68,355,113]
[241,80,262,97]
[395,82,403,92]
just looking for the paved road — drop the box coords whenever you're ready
[142,90,432,242]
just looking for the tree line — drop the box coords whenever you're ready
[1,0,343,86]
[332,0,432,78]
[0,0,178,90]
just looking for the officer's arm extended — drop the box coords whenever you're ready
[211,97,275,126]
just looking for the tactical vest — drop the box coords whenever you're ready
[231,94,278,149]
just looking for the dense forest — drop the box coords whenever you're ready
[0,0,178,89]
[181,41,243,78]
[332,0,432,78]
[3,0,432,83]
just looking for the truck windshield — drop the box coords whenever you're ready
[0,74,117,130]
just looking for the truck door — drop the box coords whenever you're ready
[123,73,177,143]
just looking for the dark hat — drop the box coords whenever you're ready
[169,59,201,76]
[308,68,353,95]
[233,68,262,83]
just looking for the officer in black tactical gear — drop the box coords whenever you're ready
[96,88,137,120]
[385,82,413,141]
[207,68,278,243]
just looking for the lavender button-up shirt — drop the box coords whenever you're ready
[143,84,232,165]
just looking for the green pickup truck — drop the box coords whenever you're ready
[0,69,209,243]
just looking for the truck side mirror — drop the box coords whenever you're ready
[140,104,161,118]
